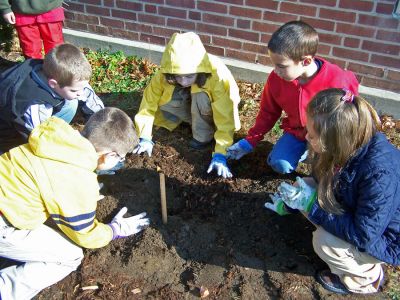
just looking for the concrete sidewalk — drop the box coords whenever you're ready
[64,29,400,118]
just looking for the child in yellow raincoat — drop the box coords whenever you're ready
[134,32,241,178]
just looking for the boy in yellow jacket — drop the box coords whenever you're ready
[0,107,149,300]
[134,32,241,178]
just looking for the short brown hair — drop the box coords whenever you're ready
[43,43,92,88]
[164,73,211,88]
[268,20,318,61]
[81,107,138,156]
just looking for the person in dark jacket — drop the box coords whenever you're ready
[266,88,399,294]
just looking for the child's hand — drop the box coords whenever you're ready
[207,153,232,178]
[3,12,15,24]
[226,139,253,160]
[109,208,150,239]
[264,193,291,216]
[133,138,154,157]
[279,177,317,212]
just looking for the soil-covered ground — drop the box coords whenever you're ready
[0,46,399,299]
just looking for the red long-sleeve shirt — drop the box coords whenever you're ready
[246,58,359,146]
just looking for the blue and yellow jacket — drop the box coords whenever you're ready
[0,117,113,249]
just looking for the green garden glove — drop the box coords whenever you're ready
[278,177,317,212]
[265,192,291,216]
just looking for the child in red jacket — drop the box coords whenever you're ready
[0,0,64,58]
[226,20,359,174]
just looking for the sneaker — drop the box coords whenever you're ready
[316,269,351,295]
[189,138,212,150]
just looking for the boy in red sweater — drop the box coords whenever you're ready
[226,20,359,174]
[0,0,64,58]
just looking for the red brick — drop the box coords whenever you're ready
[237,19,250,29]
[103,0,115,7]
[260,33,272,44]
[226,48,256,63]
[204,45,225,56]
[343,37,360,48]
[145,4,157,14]
[376,3,395,15]
[263,11,296,24]
[300,17,335,31]
[387,70,400,81]
[243,42,267,53]
[256,54,269,65]
[138,13,165,25]
[361,77,400,92]
[336,23,375,38]
[141,0,163,3]
[117,1,143,10]
[167,18,196,30]
[371,54,400,69]
[166,0,195,9]
[189,11,201,20]
[80,0,101,5]
[215,0,243,4]
[74,13,99,24]
[280,2,317,17]
[140,34,166,45]
[212,36,242,49]
[320,55,347,69]
[362,40,400,56]
[199,34,211,44]
[332,47,369,62]
[153,26,178,38]
[376,30,400,43]
[64,20,88,31]
[229,28,259,42]
[198,1,227,14]
[159,6,187,18]
[252,21,279,34]
[100,17,124,28]
[110,28,139,40]
[65,2,84,12]
[230,6,262,19]
[300,0,336,6]
[318,44,331,55]
[86,5,110,16]
[203,13,234,26]
[359,14,399,29]
[319,8,356,22]
[339,0,374,12]
[112,9,137,20]
[125,22,153,33]
[245,0,278,9]
[87,24,109,35]
[197,23,227,36]
[348,62,384,77]
[319,32,342,45]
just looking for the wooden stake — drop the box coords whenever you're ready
[159,172,167,224]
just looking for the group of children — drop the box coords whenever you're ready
[0,17,398,299]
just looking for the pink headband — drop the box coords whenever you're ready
[341,89,354,103]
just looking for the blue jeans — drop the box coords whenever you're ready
[267,132,308,174]
[54,99,79,124]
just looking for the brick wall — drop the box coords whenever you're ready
[64,0,400,92]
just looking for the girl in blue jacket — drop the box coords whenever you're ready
[267,88,400,294]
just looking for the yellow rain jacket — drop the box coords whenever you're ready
[134,32,241,155]
[0,117,113,249]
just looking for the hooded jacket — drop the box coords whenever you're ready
[0,117,113,249]
[0,0,63,15]
[245,58,359,146]
[134,32,241,155]
[308,133,400,265]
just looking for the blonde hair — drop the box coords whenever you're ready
[43,44,92,87]
[81,107,138,156]
[307,88,381,214]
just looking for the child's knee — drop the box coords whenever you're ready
[267,158,295,174]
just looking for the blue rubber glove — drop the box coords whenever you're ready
[96,161,125,176]
[133,138,154,157]
[226,138,253,160]
[109,207,150,240]
[207,153,232,178]
[277,177,317,212]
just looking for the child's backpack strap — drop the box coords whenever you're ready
[0,59,43,110]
